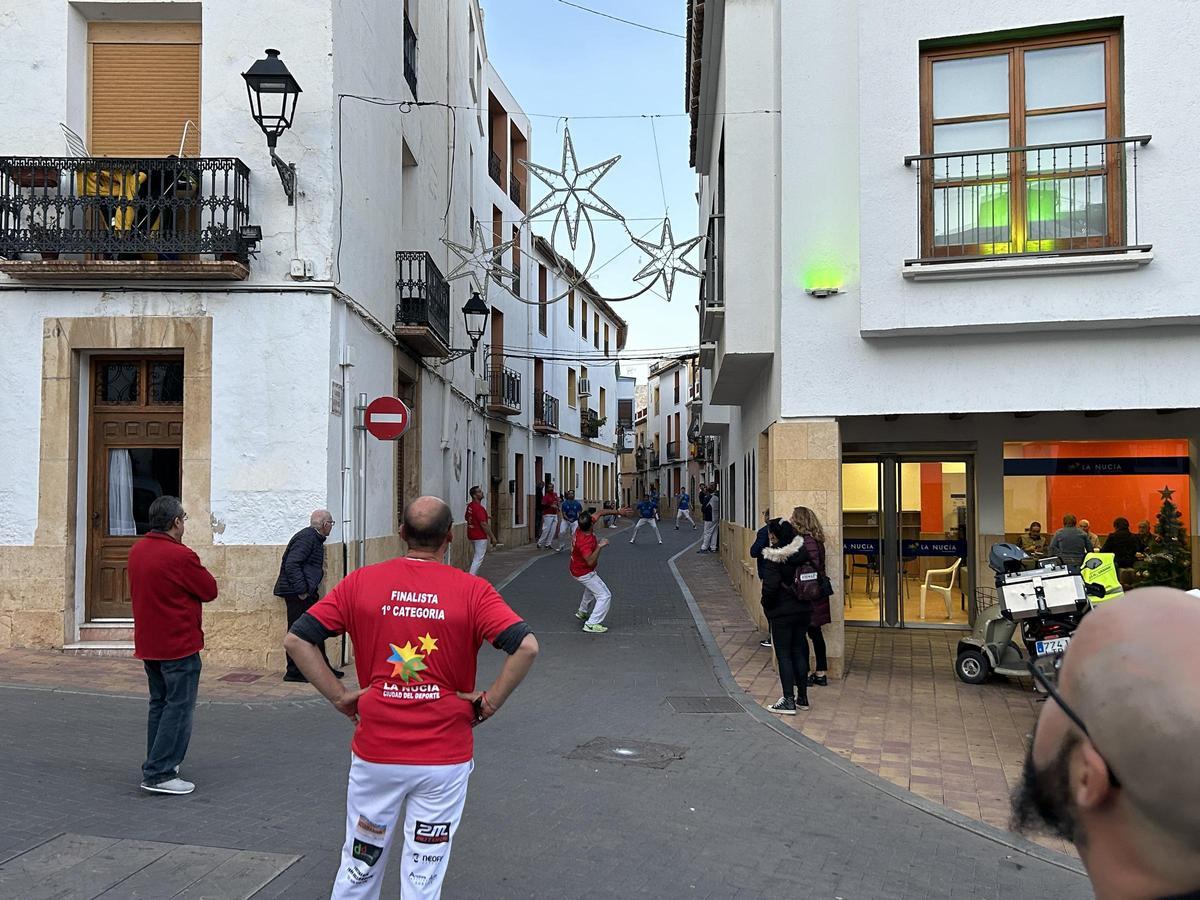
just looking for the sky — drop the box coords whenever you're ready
[481,0,699,378]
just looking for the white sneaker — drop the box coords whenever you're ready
[141,777,195,795]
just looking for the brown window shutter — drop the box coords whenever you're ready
[89,24,201,157]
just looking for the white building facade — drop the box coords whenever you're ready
[689,0,1200,673]
[0,0,626,666]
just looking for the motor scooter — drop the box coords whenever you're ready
[954,544,1094,686]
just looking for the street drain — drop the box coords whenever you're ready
[566,737,687,769]
[218,672,263,683]
[666,695,742,714]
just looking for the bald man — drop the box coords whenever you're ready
[285,496,538,899]
[1011,587,1200,899]
[274,509,341,682]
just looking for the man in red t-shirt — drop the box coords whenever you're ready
[465,485,499,576]
[571,511,614,634]
[128,495,219,796]
[284,496,538,899]
[536,481,562,551]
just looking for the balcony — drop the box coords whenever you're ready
[902,135,1152,278]
[403,11,418,98]
[666,440,680,461]
[509,172,523,208]
[687,379,702,408]
[488,364,521,416]
[533,391,560,434]
[0,156,251,280]
[634,407,647,425]
[700,281,724,343]
[581,409,603,440]
[489,150,503,187]
[395,251,451,357]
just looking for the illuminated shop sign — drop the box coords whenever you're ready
[1003,457,1189,477]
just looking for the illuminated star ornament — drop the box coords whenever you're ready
[442,221,515,290]
[631,218,704,302]
[1159,486,1176,502]
[521,126,623,249]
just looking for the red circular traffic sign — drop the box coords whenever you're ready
[365,395,412,440]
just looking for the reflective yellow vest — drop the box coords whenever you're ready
[1081,552,1124,604]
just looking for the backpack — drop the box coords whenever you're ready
[792,537,834,604]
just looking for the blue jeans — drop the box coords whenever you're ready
[142,652,202,785]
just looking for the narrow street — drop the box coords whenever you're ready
[0,526,1088,899]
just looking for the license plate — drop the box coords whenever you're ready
[1035,637,1071,656]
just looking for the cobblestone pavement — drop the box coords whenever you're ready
[0,528,1089,898]
[678,551,1073,856]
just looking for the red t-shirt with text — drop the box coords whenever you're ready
[570,530,598,577]
[541,491,560,516]
[465,501,488,541]
[307,557,522,765]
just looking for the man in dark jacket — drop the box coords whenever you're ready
[274,509,339,682]
[1101,517,1143,570]
[129,495,218,795]
[749,509,773,647]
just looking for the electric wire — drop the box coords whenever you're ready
[553,0,686,39]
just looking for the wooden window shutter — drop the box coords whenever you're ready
[89,23,201,157]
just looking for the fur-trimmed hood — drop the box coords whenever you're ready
[761,535,805,563]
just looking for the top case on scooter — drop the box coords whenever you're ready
[1000,565,1087,619]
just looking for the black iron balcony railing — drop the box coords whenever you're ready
[581,410,602,439]
[403,11,418,98]
[395,250,450,349]
[0,156,251,261]
[489,150,502,187]
[903,135,1151,265]
[489,364,521,412]
[534,391,559,431]
[667,440,680,461]
[509,173,522,208]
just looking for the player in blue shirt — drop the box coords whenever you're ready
[560,490,583,545]
[630,495,663,545]
[675,489,696,530]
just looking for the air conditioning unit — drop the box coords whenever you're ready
[577,378,591,398]
[474,375,488,398]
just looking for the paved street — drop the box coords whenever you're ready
[0,527,1089,898]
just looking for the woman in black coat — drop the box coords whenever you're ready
[759,518,813,714]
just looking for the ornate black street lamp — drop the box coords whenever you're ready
[242,49,302,205]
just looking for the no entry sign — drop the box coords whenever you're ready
[364,395,412,440]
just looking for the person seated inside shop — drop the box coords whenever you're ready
[1019,521,1046,558]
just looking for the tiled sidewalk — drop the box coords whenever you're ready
[0,539,549,703]
[677,550,1073,854]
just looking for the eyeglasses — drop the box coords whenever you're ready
[1027,653,1121,788]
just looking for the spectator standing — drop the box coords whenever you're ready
[699,484,718,553]
[1011,587,1200,900]
[465,486,499,577]
[128,496,218,795]
[629,495,664,544]
[274,509,341,683]
[1047,514,1092,568]
[571,511,614,634]
[536,481,562,551]
[749,509,774,648]
[791,506,831,688]
[675,489,696,530]
[760,519,811,715]
[705,484,721,552]
[284,497,538,900]
[560,490,584,545]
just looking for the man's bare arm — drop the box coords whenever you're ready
[457,633,538,723]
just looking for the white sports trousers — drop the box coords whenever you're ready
[575,570,613,626]
[330,754,473,900]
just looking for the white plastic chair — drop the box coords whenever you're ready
[920,557,962,619]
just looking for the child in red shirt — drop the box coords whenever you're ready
[571,512,613,634]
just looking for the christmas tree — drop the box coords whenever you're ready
[1135,486,1193,590]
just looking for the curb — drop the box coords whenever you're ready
[665,542,1087,878]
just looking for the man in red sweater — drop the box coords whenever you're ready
[128,495,219,795]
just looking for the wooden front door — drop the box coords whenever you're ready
[86,356,184,620]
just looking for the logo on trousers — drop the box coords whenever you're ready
[352,840,383,866]
[414,821,451,844]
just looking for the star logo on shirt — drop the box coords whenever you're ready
[418,633,439,654]
[387,641,427,683]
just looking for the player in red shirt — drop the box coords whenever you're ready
[536,481,562,551]
[284,496,539,899]
[464,485,499,576]
[571,511,614,634]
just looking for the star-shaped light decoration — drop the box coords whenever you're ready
[631,218,705,302]
[520,126,623,249]
[1159,486,1176,502]
[418,633,439,654]
[442,221,516,289]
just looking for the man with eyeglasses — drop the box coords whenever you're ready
[128,495,218,795]
[1011,587,1200,899]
